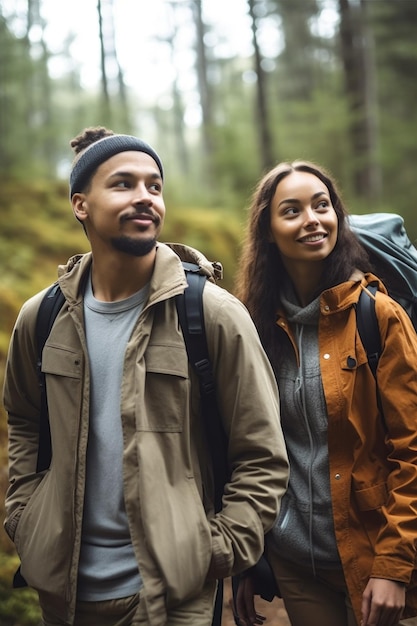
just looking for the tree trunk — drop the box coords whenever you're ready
[192,0,214,161]
[248,0,275,171]
[338,0,381,202]
[97,0,111,123]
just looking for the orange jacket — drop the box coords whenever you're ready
[275,274,417,622]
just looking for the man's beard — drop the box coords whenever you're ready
[110,235,157,257]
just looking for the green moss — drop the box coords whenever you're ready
[0,554,42,625]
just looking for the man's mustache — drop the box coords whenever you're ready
[120,207,161,226]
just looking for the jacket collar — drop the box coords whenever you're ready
[276,272,385,323]
[56,242,221,307]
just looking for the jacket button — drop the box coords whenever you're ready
[335,474,341,480]
[347,356,356,368]
[323,353,330,360]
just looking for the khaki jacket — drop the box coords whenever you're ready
[4,243,289,625]
[275,274,417,622]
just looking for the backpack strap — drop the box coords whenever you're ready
[175,262,228,626]
[35,283,65,472]
[175,262,228,514]
[356,283,387,431]
[14,282,65,589]
[356,283,380,379]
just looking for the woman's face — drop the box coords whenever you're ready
[269,170,338,269]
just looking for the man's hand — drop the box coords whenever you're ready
[234,575,266,626]
[361,577,405,626]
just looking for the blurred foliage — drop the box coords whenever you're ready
[0,554,42,625]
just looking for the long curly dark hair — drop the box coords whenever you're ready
[235,160,370,356]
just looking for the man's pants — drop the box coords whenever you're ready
[40,579,217,626]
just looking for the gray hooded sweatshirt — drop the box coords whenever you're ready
[269,286,341,571]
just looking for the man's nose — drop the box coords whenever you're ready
[133,183,153,205]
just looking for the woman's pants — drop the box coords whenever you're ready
[267,552,417,626]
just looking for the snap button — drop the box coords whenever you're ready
[335,474,341,480]
[323,353,330,360]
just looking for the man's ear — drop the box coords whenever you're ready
[72,193,88,223]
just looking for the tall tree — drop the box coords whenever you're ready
[338,0,381,202]
[27,0,58,174]
[247,0,275,171]
[0,4,52,178]
[365,0,417,221]
[271,0,321,100]
[97,0,111,123]
[97,0,131,129]
[0,16,22,175]
[165,2,190,174]
[191,0,214,164]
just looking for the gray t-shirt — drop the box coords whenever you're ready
[77,276,148,601]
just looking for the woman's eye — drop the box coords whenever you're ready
[284,207,298,216]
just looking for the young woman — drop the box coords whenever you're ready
[234,161,417,626]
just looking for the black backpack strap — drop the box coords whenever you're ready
[356,283,387,431]
[175,262,228,513]
[175,262,228,626]
[176,264,216,399]
[14,283,65,589]
[35,283,65,472]
[356,283,380,379]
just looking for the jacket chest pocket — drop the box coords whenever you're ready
[41,344,83,437]
[138,344,189,432]
[42,344,82,379]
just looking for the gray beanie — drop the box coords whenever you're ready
[69,134,164,197]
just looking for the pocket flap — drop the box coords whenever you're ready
[42,344,82,379]
[355,481,388,511]
[145,344,188,378]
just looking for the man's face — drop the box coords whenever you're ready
[72,150,165,257]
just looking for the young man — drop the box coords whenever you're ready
[3,127,289,626]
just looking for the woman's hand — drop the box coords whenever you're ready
[361,577,405,625]
[234,574,266,626]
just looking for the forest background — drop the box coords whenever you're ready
[0,0,416,624]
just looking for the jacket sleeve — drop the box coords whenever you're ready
[3,292,45,541]
[202,282,289,579]
[370,292,417,582]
